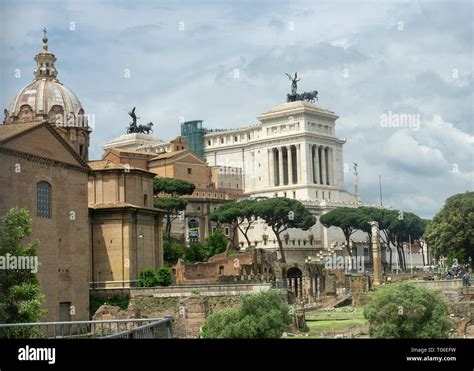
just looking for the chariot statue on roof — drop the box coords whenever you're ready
[285,72,318,103]
[126,107,154,134]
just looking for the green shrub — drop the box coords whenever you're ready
[201,290,291,338]
[184,242,208,263]
[137,268,159,287]
[157,268,173,286]
[364,282,452,338]
[163,239,184,264]
[206,229,228,257]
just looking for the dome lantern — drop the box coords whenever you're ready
[33,28,58,81]
[2,30,92,161]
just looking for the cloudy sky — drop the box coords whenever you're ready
[1,0,472,218]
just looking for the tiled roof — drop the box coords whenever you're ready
[107,148,158,157]
[149,150,187,161]
[0,121,90,170]
[88,159,154,175]
[0,121,44,142]
[89,202,164,212]
[88,159,134,170]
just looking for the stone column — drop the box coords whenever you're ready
[278,147,284,187]
[314,145,320,184]
[300,143,310,184]
[370,221,383,285]
[321,146,327,185]
[317,276,321,299]
[294,145,299,184]
[268,148,275,187]
[327,147,333,185]
[287,145,294,184]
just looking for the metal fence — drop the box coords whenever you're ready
[103,317,173,339]
[0,316,173,339]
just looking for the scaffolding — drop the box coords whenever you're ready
[181,120,207,157]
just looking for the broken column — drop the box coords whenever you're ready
[369,221,383,285]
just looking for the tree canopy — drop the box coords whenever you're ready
[210,198,316,260]
[163,238,184,265]
[153,177,196,197]
[320,207,361,255]
[153,177,195,238]
[254,198,316,263]
[154,196,188,237]
[205,228,228,257]
[424,191,474,264]
[364,283,452,338]
[320,206,427,270]
[209,199,259,248]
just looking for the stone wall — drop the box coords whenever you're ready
[128,281,276,337]
[175,248,276,284]
[352,292,373,306]
[284,247,320,265]
[383,273,428,282]
[90,288,131,299]
[408,279,463,290]
[449,301,474,338]
[130,294,242,338]
[350,274,370,293]
[130,282,273,298]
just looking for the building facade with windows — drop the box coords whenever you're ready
[0,34,95,321]
[0,121,90,322]
[101,146,243,244]
[102,100,372,262]
[0,34,165,321]
[204,101,352,201]
[202,100,363,259]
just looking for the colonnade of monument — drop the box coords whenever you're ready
[268,144,334,187]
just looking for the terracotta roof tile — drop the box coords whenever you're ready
[107,148,158,157]
[149,150,187,161]
[0,121,90,170]
[89,202,164,212]
[0,121,45,143]
[88,159,134,170]
[88,160,154,175]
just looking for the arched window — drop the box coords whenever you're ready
[37,181,52,218]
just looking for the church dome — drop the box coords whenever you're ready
[8,79,85,124]
[3,30,88,128]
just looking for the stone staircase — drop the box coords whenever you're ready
[321,293,352,309]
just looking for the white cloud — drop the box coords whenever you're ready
[383,130,449,175]
[1,0,472,218]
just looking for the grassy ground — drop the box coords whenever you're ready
[305,308,365,321]
[306,317,367,332]
[300,307,369,338]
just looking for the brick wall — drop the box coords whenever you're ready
[0,135,90,321]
